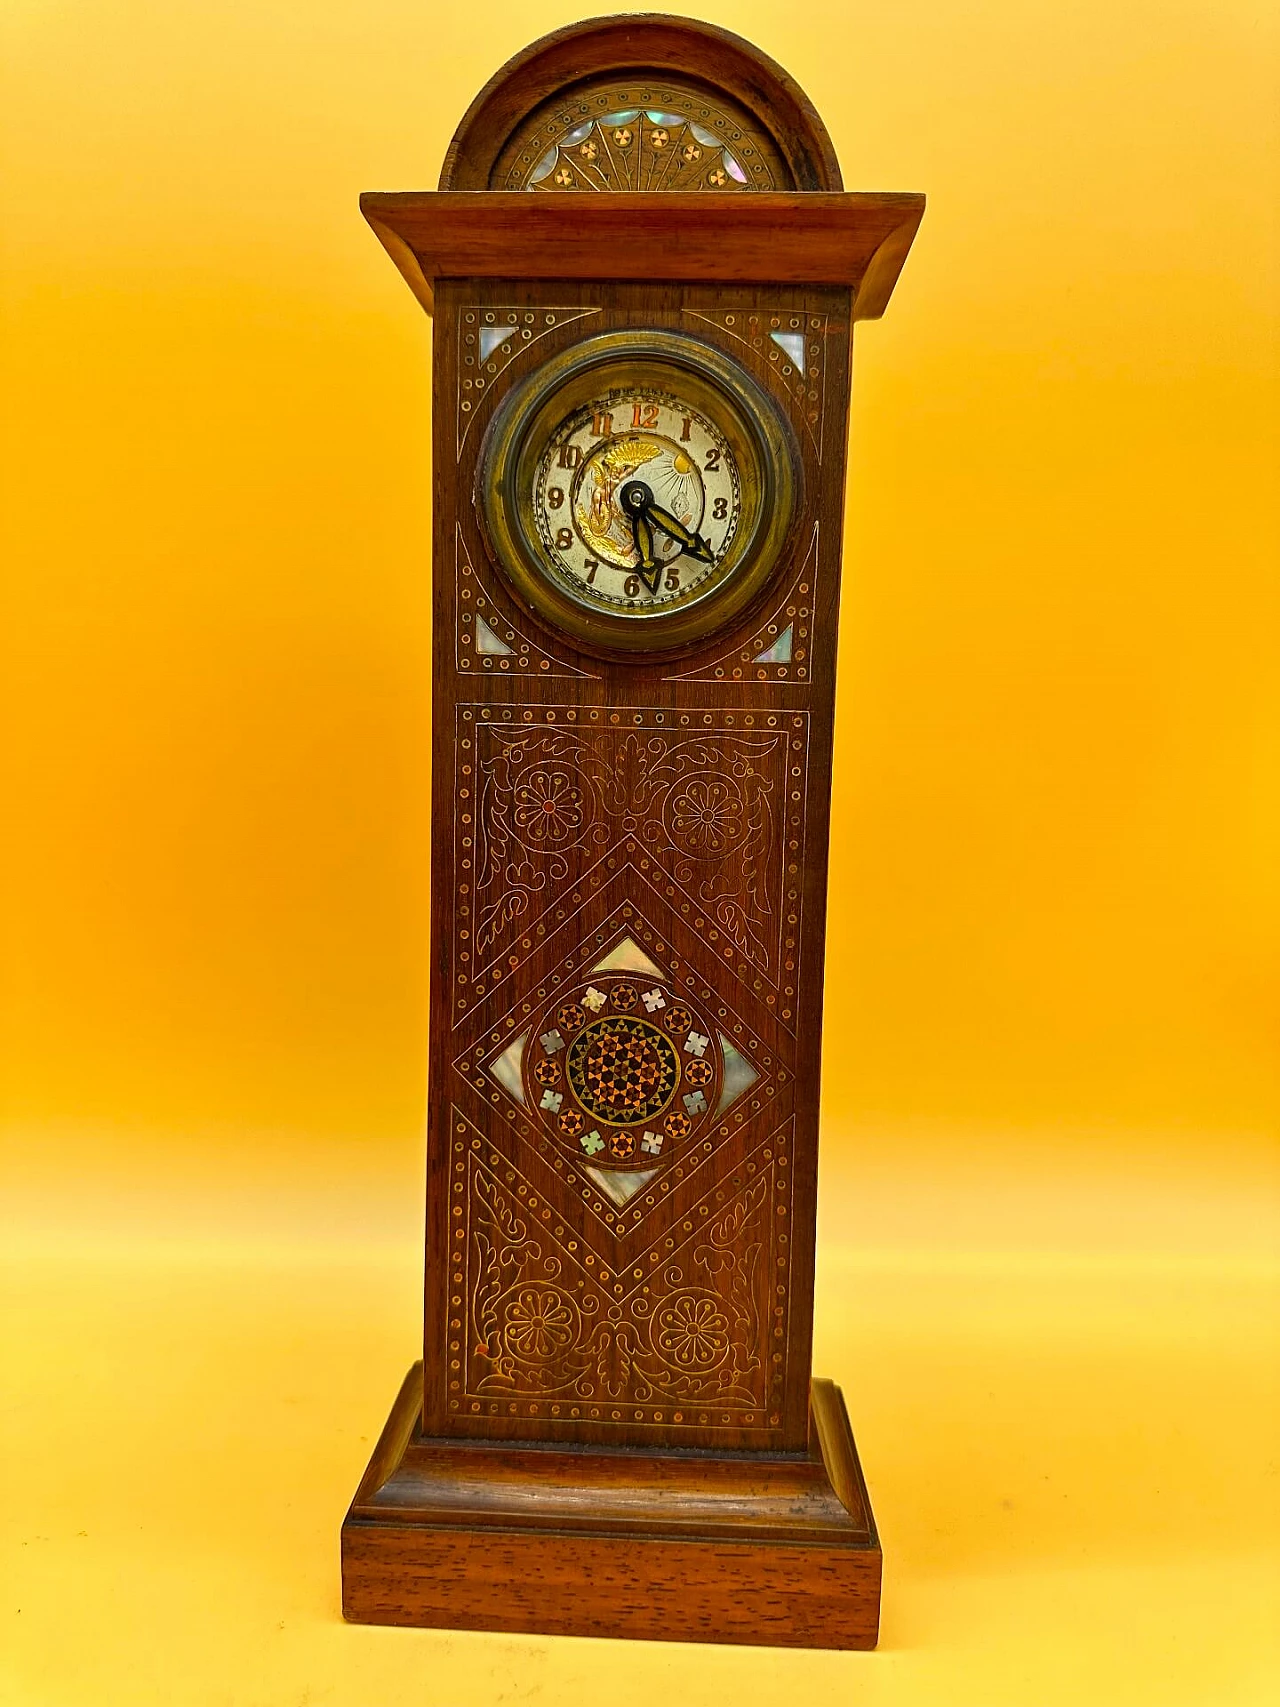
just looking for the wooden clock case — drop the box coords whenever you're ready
[342,16,923,1650]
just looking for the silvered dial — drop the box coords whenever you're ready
[531,386,742,614]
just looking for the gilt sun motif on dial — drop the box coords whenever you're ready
[531,387,741,613]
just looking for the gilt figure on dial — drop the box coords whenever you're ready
[482,331,797,652]
[533,386,737,609]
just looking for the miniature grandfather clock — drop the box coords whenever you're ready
[342,16,923,1649]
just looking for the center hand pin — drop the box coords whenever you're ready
[620,478,715,596]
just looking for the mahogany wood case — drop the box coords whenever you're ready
[342,15,923,1649]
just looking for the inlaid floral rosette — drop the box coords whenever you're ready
[524,969,722,1167]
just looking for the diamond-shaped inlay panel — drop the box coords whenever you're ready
[456,900,790,1238]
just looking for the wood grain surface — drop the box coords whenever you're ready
[438,14,845,193]
[420,277,853,1458]
[344,13,923,1648]
[361,192,925,311]
[342,1364,882,1648]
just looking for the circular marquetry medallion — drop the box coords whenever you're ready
[567,1015,679,1126]
[523,970,723,1167]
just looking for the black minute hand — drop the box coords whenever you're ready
[646,502,715,565]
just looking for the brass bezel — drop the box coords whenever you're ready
[478,330,800,655]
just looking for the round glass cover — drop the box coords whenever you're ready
[480,331,797,653]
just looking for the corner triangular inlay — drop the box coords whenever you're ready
[474,614,514,656]
[584,1166,658,1207]
[753,625,793,665]
[477,325,511,360]
[591,935,666,980]
[490,1030,528,1102]
[769,330,806,373]
[715,1034,759,1115]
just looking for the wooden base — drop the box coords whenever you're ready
[341,1365,881,1649]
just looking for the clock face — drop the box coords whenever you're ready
[481,331,797,653]
[531,385,742,616]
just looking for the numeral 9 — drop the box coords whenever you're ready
[548,486,564,509]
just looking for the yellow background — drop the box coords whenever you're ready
[3,1,1277,1703]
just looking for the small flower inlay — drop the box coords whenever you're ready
[512,770,584,844]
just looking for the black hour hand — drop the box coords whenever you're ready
[620,479,664,593]
[632,512,659,581]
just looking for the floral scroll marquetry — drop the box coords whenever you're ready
[458,714,807,1010]
[452,1126,790,1430]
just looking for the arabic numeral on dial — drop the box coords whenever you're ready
[557,442,582,468]
[704,446,721,471]
[590,410,614,437]
[631,401,659,429]
[680,416,693,442]
[713,495,728,520]
[624,575,641,597]
[584,560,598,583]
[555,527,573,551]
[665,567,680,590]
[547,486,564,509]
